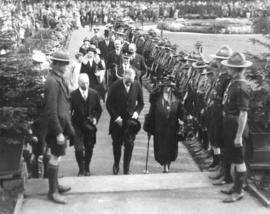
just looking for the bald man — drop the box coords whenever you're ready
[70,74,102,176]
[106,69,144,175]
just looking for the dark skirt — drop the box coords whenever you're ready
[153,96,179,165]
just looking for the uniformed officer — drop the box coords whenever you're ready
[206,46,233,187]
[220,51,252,203]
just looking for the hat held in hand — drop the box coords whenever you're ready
[221,51,252,68]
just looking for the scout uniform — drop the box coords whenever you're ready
[221,51,252,203]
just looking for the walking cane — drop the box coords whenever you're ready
[144,133,151,174]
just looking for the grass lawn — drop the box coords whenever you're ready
[143,25,268,61]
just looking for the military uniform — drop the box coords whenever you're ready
[206,69,231,148]
[222,79,250,164]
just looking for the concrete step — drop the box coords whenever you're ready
[21,172,269,214]
[25,172,211,196]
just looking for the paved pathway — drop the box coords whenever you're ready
[59,27,199,177]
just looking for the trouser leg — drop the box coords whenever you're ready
[84,138,94,174]
[113,141,122,167]
[123,143,134,174]
[75,150,84,176]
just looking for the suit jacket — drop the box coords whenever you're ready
[130,54,147,78]
[40,70,75,138]
[98,40,114,63]
[106,79,144,134]
[70,88,102,131]
[107,50,122,70]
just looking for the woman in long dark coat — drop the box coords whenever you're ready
[147,83,185,173]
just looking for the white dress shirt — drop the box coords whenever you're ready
[79,88,88,101]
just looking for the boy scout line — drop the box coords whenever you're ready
[37,23,253,205]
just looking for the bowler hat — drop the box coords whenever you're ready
[83,37,91,43]
[124,119,141,134]
[50,49,70,63]
[221,51,252,68]
[211,45,233,60]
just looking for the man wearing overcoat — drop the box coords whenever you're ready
[106,68,144,175]
[70,74,102,176]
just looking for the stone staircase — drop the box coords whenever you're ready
[19,172,269,214]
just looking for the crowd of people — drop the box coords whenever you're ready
[2,0,268,207]
[27,18,255,205]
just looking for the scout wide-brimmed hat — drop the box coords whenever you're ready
[50,49,71,63]
[201,68,213,75]
[211,45,233,60]
[192,60,208,69]
[158,76,176,88]
[221,51,253,68]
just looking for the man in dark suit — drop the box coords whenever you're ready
[98,29,114,64]
[128,43,147,84]
[106,68,144,175]
[90,27,102,47]
[71,73,102,176]
[40,49,75,204]
[107,39,123,87]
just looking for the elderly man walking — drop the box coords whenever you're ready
[70,73,102,176]
[106,68,144,175]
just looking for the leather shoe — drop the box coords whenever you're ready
[212,177,226,186]
[222,192,244,203]
[77,171,84,177]
[124,170,132,175]
[58,185,71,194]
[209,172,223,180]
[48,192,67,204]
[113,164,119,175]
[208,164,220,172]
[84,171,91,176]
[221,187,234,195]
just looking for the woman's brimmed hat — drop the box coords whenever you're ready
[211,45,233,60]
[87,47,97,53]
[192,60,208,69]
[50,49,70,63]
[221,51,253,68]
